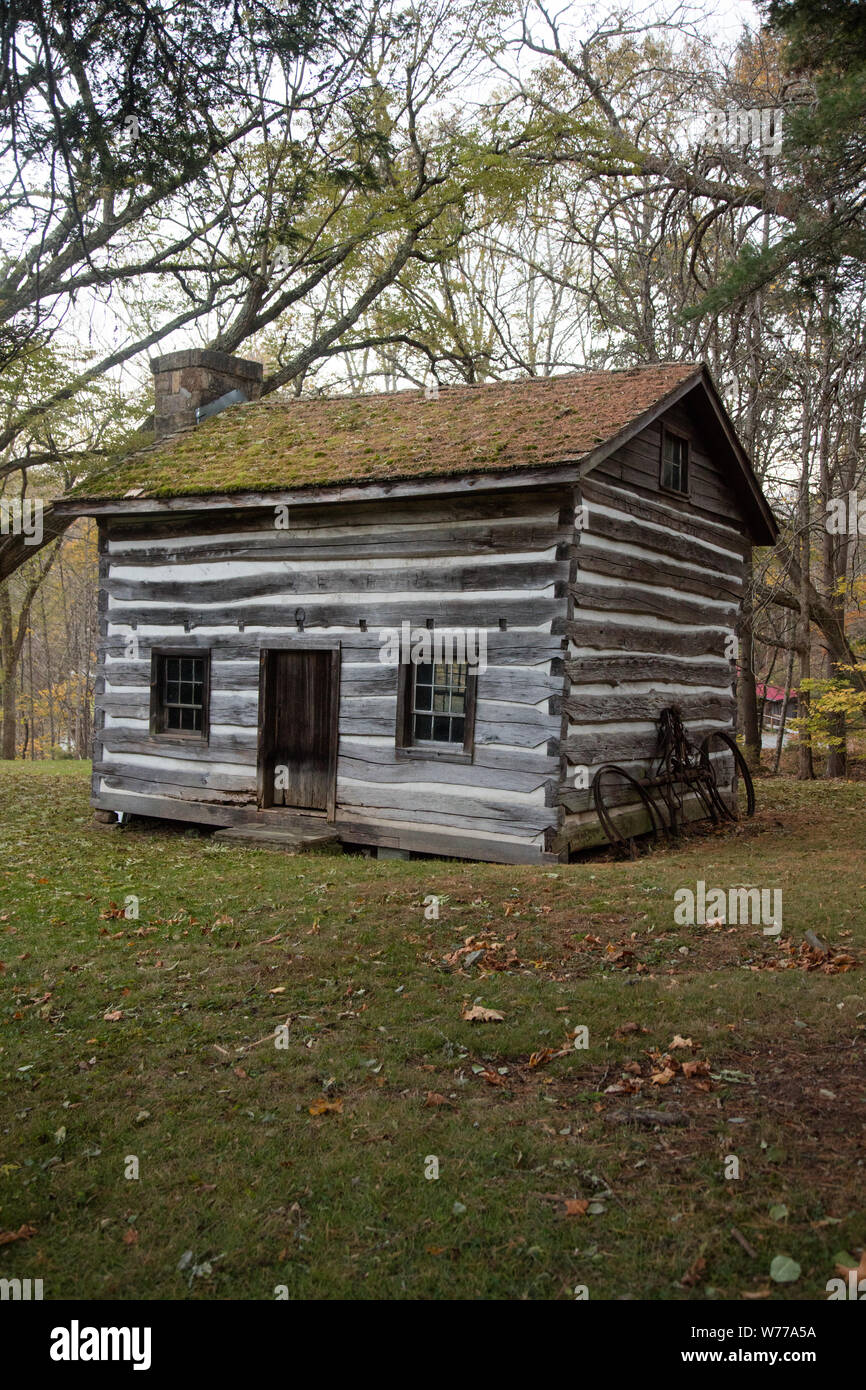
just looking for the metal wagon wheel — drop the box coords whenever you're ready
[699,730,756,819]
[591,763,667,858]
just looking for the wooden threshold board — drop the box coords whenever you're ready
[212,818,340,853]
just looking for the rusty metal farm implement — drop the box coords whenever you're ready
[592,706,755,857]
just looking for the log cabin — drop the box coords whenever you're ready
[56,351,778,864]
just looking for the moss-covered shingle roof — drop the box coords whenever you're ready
[75,363,702,501]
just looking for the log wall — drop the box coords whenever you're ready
[93,489,571,862]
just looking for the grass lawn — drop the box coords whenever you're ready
[0,761,863,1301]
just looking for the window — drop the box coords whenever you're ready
[660,427,689,494]
[396,659,476,758]
[150,651,210,738]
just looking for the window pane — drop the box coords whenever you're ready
[159,654,207,735]
[663,435,686,491]
[409,659,469,746]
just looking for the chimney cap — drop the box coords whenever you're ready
[149,348,263,381]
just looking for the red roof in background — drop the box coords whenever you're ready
[756,682,797,702]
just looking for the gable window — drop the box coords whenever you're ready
[660,427,689,495]
[150,651,210,739]
[396,659,476,759]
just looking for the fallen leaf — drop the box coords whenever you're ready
[614,1022,646,1038]
[308,1097,343,1116]
[461,1004,504,1023]
[123,1228,139,1246]
[103,1009,123,1021]
[563,1199,590,1217]
[650,1068,676,1086]
[681,1255,706,1287]
[0,1224,36,1245]
[682,1059,710,1078]
[669,1035,694,1050]
[769,1255,801,1283]
[529,1047,556,1068]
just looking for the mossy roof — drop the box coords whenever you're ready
[73,363,703,501]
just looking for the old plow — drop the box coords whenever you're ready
[592,706,755,857]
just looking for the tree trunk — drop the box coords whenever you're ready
[738,551,762,769]
[797,517,815,781]
[773,641,796,776]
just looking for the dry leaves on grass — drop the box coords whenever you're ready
[308,1097,343,1116]
[605,1051,712,1094]
[614,1022,649,1039]
[680,1255,707,1287]
[528,1031,576,1068]
[442,936,520,972]
[604,944,648,973]
[461,1003,504,1023]
[754,939,859,974]
[0,1224,36,1245]
[563,1199,590,1218]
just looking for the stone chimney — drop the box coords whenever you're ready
[150,349,264,440]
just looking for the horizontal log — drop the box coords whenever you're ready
[97,770,256,805]
[564,691,735,725]
[576,541,742,603]
[583,504,744,575]
[337,754,552,795]
[566,619,731,657]
[104,487,568,541]
[96,757,255,794]
[338,738,558,777]
[565,654,734,687]
[107,520,570,566]
[107,558,568,605]
[335,785,555,835]
[563,720,731,767]
[105,597,566,630]
[101,728,257,765]
[570,582,737,628]
[333,815,555,864]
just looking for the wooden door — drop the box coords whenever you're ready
[259,649,338,813]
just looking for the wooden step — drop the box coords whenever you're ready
[212,820,340,853]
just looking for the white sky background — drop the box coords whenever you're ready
[54,0,766,409]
